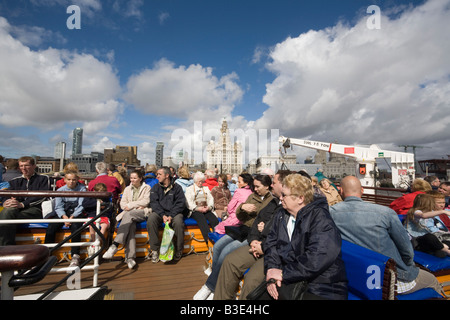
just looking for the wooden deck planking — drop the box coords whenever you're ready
[11,253,209,300]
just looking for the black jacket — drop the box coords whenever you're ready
[263,196,348,300]
[150,179,186,218]
[4,173,50,209]
[247,197,281,247]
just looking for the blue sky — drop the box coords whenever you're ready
[0,0,449,167]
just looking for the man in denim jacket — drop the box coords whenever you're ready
[330,176,443,296]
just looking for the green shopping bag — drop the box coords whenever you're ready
[159,222,175,262]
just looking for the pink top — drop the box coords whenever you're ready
[214,185,253,234]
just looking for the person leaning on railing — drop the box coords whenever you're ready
[0,156,51,246]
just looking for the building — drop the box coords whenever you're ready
[255,154,297,173]
[72,128,83,155]
[315,150,357,179]
[70,152,104,174]
[104,146,140,167]
[54,142,66,172]
[35,157,63,174]
[155,142,164,167]
[206,120,243,174]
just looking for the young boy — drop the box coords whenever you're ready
[428,190,450,230]
[44,171,86,267]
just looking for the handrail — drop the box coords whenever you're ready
[0,190,113,300]
[0,190,111,199]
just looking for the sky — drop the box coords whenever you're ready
[0,0,449,168]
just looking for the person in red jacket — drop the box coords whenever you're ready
[389,179,432,216]
[202,169,218,191]
[88,162,122,202]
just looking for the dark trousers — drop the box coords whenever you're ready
[0,206,42,246]
[190,211,219,245]
[44,214,83,256]
[147,212,185,253]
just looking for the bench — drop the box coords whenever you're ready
[341,240,445,300]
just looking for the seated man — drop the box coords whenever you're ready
[0,156,50,246]
[330,175,444,296]
[88,162,122,203]
[147,166,186,263]
[44,171,86,267]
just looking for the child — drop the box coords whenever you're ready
[44,171,86,267]
[428,190,450,230]
[406,193,450,257]
[83,183,112,256]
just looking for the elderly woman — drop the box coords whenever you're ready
[262,173,348,300]
[319,178,342,206]
[185,171,219,246]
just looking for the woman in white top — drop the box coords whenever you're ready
[185,171,219,246]
[103,169,151,269]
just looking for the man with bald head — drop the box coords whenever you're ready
[330,176,443,296]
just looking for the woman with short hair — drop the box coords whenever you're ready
[185,171,219,246]
[262,173,348,300]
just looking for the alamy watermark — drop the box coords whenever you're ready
[367,5,381,29]
[67,5,81,30]
[170,121,280,165]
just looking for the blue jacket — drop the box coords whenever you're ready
[330,196,419,282]
[264,196,348,300]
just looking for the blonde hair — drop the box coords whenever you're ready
[411,179,432,192]
[63,162,79,175]
[283,173,314,205]
[406,193,435,225]
[178,166,190,179]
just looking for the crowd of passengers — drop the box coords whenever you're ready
[1,155,450,300]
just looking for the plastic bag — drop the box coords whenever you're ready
[159,223,175,262]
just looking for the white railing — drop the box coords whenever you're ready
[0,190,112,299]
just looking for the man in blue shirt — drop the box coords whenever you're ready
[330,176,443,296]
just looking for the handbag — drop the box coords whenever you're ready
[159,223,175,262]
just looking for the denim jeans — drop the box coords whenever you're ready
[205,234,248,291]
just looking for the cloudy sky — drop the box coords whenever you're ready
[0,0,449,167]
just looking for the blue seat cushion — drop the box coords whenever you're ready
[397,288,444,300]
[414,250,450,273]
[208,232,225,243]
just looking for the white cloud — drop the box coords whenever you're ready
[0,17,122,132]
[124,58,244,121]
[255,0,450,159]
[90,136,115,153]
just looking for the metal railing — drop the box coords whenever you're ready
[0,190,112,300]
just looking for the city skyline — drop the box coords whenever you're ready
[0,0,449,166]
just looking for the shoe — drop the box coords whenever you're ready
[87,245,96,257]
[126,258,136,269]
[174,250,183,261]
[207,293,214,300]
[69,254,80,267]
[102,244,118,259]
[151,251,159,263]
[204,266,212,276]
[194,285,212,300]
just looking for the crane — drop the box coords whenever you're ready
[280,136,415,193]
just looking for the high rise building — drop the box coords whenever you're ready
[155,142,164,167]
[54,142,66,172]
[206,120,243,174]
[54,142,66,160]
[72,128,83,155]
